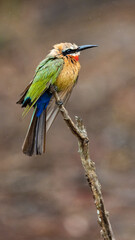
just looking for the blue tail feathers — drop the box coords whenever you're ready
[36,91,52,117]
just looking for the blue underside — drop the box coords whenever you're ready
[36,91,52,117]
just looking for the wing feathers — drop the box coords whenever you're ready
[22,108,46,156]
[34,109,46,154]
[16,81,32,105]
[22,108,38,155]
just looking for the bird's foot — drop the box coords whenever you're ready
[49,84,58,93]
[56,100,63,106]
[49,84,62,106]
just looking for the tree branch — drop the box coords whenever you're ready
[53,88,116,240]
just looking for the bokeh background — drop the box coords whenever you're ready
[0,0,135,239]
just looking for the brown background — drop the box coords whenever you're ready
[0,0,135,239]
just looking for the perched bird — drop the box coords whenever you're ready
[17,42,97,156]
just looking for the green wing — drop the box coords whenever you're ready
[23,57,64,116]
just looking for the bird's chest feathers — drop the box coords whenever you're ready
[55,56,80,91]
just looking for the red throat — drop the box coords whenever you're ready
[72,55,79,61]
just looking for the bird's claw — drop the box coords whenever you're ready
[56,100,63,106]
[49,84,58,93]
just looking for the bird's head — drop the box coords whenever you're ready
[49,43,98,61]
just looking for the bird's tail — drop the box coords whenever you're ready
[22,107,46,156]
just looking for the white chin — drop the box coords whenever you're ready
[71,52,80,56]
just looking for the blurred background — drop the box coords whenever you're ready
[0,0,135,239]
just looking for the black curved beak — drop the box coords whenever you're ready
[62,44,98,56]
[76,45,98,53]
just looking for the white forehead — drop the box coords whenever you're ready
[63,43,80,56]
[50,43,80,57]
[65,43,78,50]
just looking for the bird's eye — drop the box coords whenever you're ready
[66,49,71,54]
[62,49,72,56]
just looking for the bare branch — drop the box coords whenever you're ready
[52,88,116,240]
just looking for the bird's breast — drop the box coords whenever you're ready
[55,56,80,91]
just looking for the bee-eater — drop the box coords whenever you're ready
[17,42,97,156]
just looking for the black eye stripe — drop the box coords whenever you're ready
[62,48,76,56]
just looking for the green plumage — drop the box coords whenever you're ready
[17,42,96,156]
[23,57,64,116]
